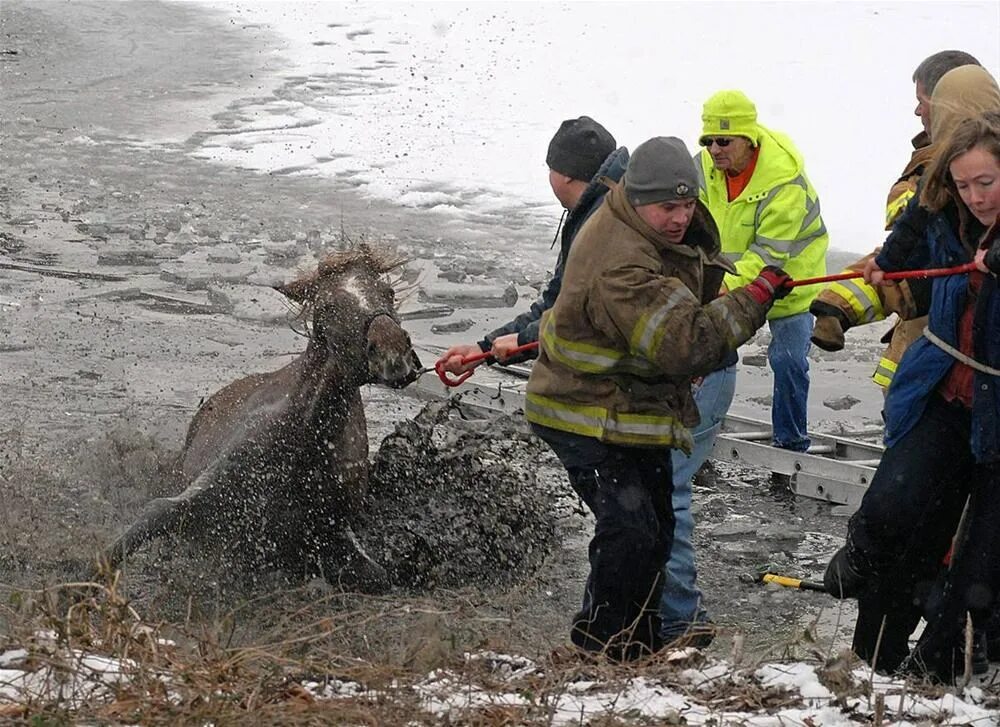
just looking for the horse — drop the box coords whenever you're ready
[102,245,422,590]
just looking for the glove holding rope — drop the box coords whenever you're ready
[978,218,1000,275]
[744,266,793,306]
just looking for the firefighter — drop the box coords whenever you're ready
[525,136,791,660]
[809,51,982,391]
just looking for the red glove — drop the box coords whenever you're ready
[744,266,793,305]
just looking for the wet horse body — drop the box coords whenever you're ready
[105,247,420,587]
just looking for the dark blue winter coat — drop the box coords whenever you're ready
[883,206,1000,462]
[478,147,630,354]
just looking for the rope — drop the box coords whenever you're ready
[435,341,539,387]
[432,264,981,387]
[785,261,978,288]
[923,327,1000,376]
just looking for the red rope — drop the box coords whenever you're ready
[435,341,539,387]
[434,262,977,387]
[785,261,978,288]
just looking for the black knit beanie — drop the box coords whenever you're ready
[546,116,616,182]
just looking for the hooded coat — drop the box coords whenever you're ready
[813,66,1000,386]
[876,66,1000,272]
[879,66,1000,461]
[478,147,630,352]
[695,125,828,319]
[525,181,768,452]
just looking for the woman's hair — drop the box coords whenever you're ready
[921,110,1000,212]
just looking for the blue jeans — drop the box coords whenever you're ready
[768,312,813,452]
[659,364,737,639]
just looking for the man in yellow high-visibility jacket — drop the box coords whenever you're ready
[695,90,828,451]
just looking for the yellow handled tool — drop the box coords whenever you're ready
[759,572,827,592]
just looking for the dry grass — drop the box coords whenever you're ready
[2,571,996,725]
[0,569,779,725]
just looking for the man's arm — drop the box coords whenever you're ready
[437,256,563,373]
[586,262,777,379]
[874,192,931,272]
[479,256,564,352]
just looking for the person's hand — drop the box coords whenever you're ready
[862,256,893,286]
[744,266,793,305]
[975,247,990,273]
[436,343,485,374]
[490,333,521,362]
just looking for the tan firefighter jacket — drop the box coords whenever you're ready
[525,181,769,452]
[812,133,931,387]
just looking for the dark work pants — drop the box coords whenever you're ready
[532,424,674,661]
[907,457,1000,681]
[847,395,975,672]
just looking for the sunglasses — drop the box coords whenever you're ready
[699,137,735,148]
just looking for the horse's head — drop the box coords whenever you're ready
[276,245,422,388]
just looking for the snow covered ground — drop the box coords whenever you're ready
[2,638,997,724]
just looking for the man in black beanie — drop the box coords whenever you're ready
[437,116,626,370]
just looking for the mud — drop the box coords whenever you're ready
[364,400,563,590]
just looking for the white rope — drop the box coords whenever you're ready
[922,327,1000,376]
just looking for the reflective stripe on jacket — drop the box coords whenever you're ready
[525,182,769,451]
[695,125,828,319]
[884,134,933,230]
[813,135,933,386]
[872,316,927,387]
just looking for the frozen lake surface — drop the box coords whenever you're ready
[197,0,1000,255]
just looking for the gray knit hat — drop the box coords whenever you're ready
[546,116,616,182]
[624,137,700,207]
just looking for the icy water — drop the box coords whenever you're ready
[195,0,1000,255]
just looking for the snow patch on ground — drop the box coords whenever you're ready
[2,641,995,725]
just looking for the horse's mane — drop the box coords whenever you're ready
[279,243,408,302]
[276,244,411,338]
[315,244,408,279]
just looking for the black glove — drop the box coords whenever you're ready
[823,545,868,599]
[985,242,1000,275]
[744,266,793,305]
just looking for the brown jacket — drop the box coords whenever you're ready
[810,135,928,367]
[884,132,933,230]
[525,182,768,451]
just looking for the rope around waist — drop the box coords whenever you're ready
[923,327,1000,377]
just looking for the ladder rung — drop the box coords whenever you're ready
[723,430,772,441]
[806,444,836,455]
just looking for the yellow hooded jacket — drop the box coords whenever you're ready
[696,125,828,319]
